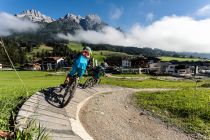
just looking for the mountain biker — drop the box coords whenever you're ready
[63,46,92,85]
[92,65,105,80]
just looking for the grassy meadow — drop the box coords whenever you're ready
[0,71,65,131]
[68,42,129,63]
[27,44,53,58]
[101,76,202,89]
[160,56,204,62]
[134,89,210,138]
[0,70,210,139]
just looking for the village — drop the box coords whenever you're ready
[1,1,210,139]
[1,55,210,78]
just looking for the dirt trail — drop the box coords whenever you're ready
[80,90,193,140]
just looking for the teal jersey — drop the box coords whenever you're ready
[74,55,88,70]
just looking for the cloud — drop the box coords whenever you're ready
[110,6,123,20]
[58,15,210,53]
[0,12,40,36]
[146,12,154,22]
[196,4,210,17]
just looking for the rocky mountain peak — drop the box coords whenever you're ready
[15,9,54,23]
[85,14,101,24]
[61,13,83,23]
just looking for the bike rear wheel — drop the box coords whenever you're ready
[83,77,94,88]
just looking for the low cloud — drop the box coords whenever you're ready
[0,12,40,36]
[196,4,210,17]
[58,15,210,53]
[110,6,123,20]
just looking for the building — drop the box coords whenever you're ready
[36,57,65,70]
[0,64,2,69]
[131,57,149,68]
[149,62,171,75]
[166,64,177,74]
[33,63,41,70]
[147,57,161,64]
[172,65,192,77]
[105,56,122,67]
[22,63,41,70]
[122,58,131,68]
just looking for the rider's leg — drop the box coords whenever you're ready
[61,66,77,87]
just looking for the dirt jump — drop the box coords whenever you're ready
[80,90,193,140]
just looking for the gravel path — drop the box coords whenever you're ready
[80,90,193,140]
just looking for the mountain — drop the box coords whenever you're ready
[80,14,107,31]
[14,10,108,41]
[15,9,54,23]
[44,13,107,34]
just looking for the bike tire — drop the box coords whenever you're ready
[97,79,101,84]
[60,77,78,107]
[83,77,94,88]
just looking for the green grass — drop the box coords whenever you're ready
[134,89,210,138]
[101,77,199,89]
[67,42,83,51]
[0,71,89,131]
[1,70,209,139]
[160,56,204,62]
[0,71,65,131]
[27,44,53,58]
[68,42,129,64]
[112,74,151,77]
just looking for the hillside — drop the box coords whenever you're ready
[68,42,130,63]
[160,56,206,62]
[27,44,53,58]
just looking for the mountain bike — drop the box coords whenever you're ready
[45,75,79,108]
[83,77,101,88]
[60,75,79,107]
[83,66,104,88]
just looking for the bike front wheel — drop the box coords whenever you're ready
[60,78,78,107]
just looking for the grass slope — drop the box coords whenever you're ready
[0,71,64,131]
[68,42,129,63]
[0,71,89,131]
[27,44,53,58]
[101,76,199,89]
[160,56,204,62]
[134,89,210,138]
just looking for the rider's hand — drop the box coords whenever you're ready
[66,77,70,82]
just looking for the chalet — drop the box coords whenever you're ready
[131,57,148,68]
[22,63,41,70]
[149,62,171,75]
[36,57,65,70]
[122,58,131,68]
[166,64,177,74]
[172,65,192,77]
[33,63,41,70]
[106,56,161,68]
[147,57,161,64]
[105,56,122,67]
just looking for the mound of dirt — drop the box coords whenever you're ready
[80,90,193,140]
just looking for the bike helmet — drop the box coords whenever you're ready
[82,46,92,58]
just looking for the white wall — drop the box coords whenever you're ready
[122,60,131,68]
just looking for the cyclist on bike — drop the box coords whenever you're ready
[92,65,105,80]
[63,46,92,85]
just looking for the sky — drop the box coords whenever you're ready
[0,0,209,28]
[1,0,210,53]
